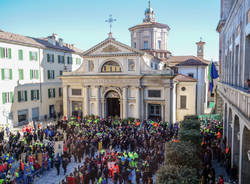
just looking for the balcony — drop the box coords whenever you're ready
[217,82,250,120]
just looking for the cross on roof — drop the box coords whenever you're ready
[105,14,116,33]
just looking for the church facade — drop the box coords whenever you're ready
[61,1,199,123]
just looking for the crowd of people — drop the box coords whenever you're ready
[0,116,178,184]
[200,117,237,184]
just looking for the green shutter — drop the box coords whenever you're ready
[48,89,51,98]
[47,70,50,79]
[24,91,27,101]
[19,69,24,80]
[62,56,65,64]
[52,70,55,79]
[52,54,54,63]
[35,52,38,61]
[2,92,6,104]
[31,90,34,101]
[18,91,21,102]
[8,48,11,59]
[37,90,39,100]
[29,51,32,60]
[47,54,50,62]
[0,48,4,58]
[30,70,33,79]
[18,50,23,60]
[10,92,14,103]
[53,88,55,97]
[9,69,12,80]
[36,70,39,79]
[1,69,5,80]
[58,55,60,63]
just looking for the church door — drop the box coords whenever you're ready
[105,91,120,117]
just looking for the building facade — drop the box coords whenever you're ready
[216,0,250,183]
[0,31,82,127]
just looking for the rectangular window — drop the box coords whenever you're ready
[188,73,194,78]
[59,70,63,76]
[58,55,65,64]
[48,88,56,98]
[18,69,24,80]
[31,89,39,101]
[0,47,11,59]
[47,54,54,63]
[148,90,161,98]
[29,51,38,61]
[1,69,12,80]
[18,49,23,60]
[180,95,187,109]
[18,90,28,102]
[134,42,136,48]
[47,70,55,79]
[18,109,28,122]
[59,88,62,97]
[30,70,39,80]
[67,56,73,64]
[158,40,161,49]
[247,9,250,24]
[2,92,14,104]
[144,41,148,49]
[128,59,135,71]
[72,89,82,96]
[76,58,81,65]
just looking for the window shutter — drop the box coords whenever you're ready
[10,92,14,103]
[58,55,60,63]
[0,48,4,58]
[180,96,187,109]
[18,91,21,102]
[1,69,5,80]
[29,51,32,60]
[67,56,69,64]
[47,54,50,62]
[2,92,6,104]
[30,70,33,80]
[37,90,40,100]
[48,89,51,98]
[62,56,65,64]
[35,52,38,61]
[9,69,12,80]
[52,71,55,79]
[36,70,39,79]
[19,50,23,60]
[53,88,55,97]
[47,70,50,79]
[8,48,11,59]
[31,90,34,100]
[52,54,54,63]
[24,91,27,101]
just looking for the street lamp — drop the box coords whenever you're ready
[248,150,250,161]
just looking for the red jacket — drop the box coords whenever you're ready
[67,176,76,184]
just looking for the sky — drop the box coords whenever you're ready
[0,0,220,61]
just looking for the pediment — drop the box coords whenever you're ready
[83,38,143,57]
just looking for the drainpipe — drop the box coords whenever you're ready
[196,65,198,115]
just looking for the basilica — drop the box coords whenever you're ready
[61,1,209,123]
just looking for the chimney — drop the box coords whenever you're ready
[59,38,63,47]
[196,39,206,59]
[52,33,58,41]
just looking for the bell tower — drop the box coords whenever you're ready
[196,38,206,59]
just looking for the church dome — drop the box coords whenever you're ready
[145,7,154,14]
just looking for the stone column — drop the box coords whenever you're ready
[83,86,89,116]
[96,86,101,117]
[140,87,145,120]
[136,87,141,119]
[145,102,148,120]
[122,87,128,119]
[63,85,69,118]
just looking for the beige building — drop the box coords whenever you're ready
[61,1,199,122]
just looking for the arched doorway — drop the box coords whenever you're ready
[242,126,250,183]
[105,90,120,117]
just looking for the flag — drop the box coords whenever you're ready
[208,62,219,93]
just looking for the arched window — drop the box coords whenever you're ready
[101,61,121,72]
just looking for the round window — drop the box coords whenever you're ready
[181,87,186,91]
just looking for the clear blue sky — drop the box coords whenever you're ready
[0,0,220,61]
